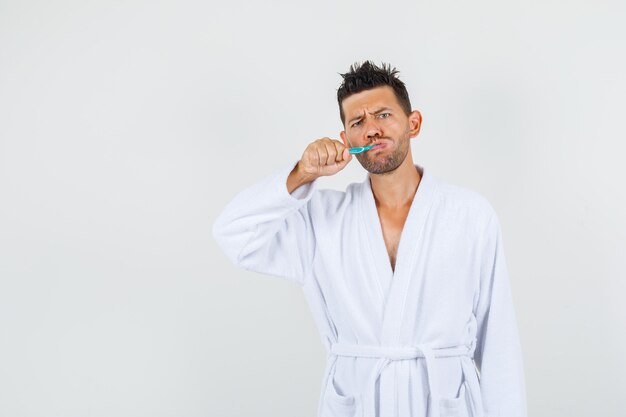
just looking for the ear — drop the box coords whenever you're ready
[408,110,422,138]
[340,130,349,147]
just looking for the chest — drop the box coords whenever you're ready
[377,205,411,272]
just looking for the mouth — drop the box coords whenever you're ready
[370,140,389,150]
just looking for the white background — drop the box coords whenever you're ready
[1,0,625,416]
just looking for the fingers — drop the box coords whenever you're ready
[318,138,340,165]
[312,138,348,165]
[300,137,351,177]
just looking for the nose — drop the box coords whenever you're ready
[364,117,382,140]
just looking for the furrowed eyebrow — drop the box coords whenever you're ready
[348,112,365,125]
[348,107,393,124]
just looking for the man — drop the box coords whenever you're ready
[213,61,527,417]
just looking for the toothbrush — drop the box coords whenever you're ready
[348,144,381,154]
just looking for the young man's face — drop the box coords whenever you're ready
[340,85,421,175]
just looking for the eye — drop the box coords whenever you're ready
[379,113,390,119]
[351,120,361,128]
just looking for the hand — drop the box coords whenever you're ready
[287,137,352,193]
[299,137,352,178]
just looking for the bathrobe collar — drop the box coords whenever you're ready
[359,163,439,344]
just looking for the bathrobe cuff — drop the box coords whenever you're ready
[279,159,318,202]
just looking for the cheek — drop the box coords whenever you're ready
[386,119,403,131]
[351,131,370,144]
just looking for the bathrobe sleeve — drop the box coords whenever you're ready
[473,213,528,417]
[212,161,318,285]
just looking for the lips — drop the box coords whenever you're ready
[370,140,388,150]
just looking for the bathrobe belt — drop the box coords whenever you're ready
[330,342,480,417]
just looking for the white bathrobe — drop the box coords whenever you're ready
[213,162,527,417]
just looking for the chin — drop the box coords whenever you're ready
[358,148,408,175]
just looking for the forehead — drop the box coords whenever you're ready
[342,85,402,116]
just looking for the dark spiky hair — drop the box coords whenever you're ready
[337,61,412,126]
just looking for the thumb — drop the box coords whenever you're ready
[336,153,352,170]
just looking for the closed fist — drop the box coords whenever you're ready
[298,137,352,179]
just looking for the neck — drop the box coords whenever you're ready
[369,152,421,209]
